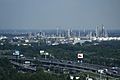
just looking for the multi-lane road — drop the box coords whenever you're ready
[1,55,120,77]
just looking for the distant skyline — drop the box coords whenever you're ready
[0,0,120,30]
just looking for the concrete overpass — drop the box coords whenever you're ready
[1,55,120,77]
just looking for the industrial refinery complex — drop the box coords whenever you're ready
[0,25,120,46]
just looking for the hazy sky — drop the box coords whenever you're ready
[0,0,120,30]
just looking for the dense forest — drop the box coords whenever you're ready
[0,40,120,80]
[0,40,120,67]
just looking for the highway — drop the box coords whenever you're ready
[0,55,120,77]
[10,60,36,71]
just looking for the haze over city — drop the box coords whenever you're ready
[0,0,120,30]
[1,0,120,80]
